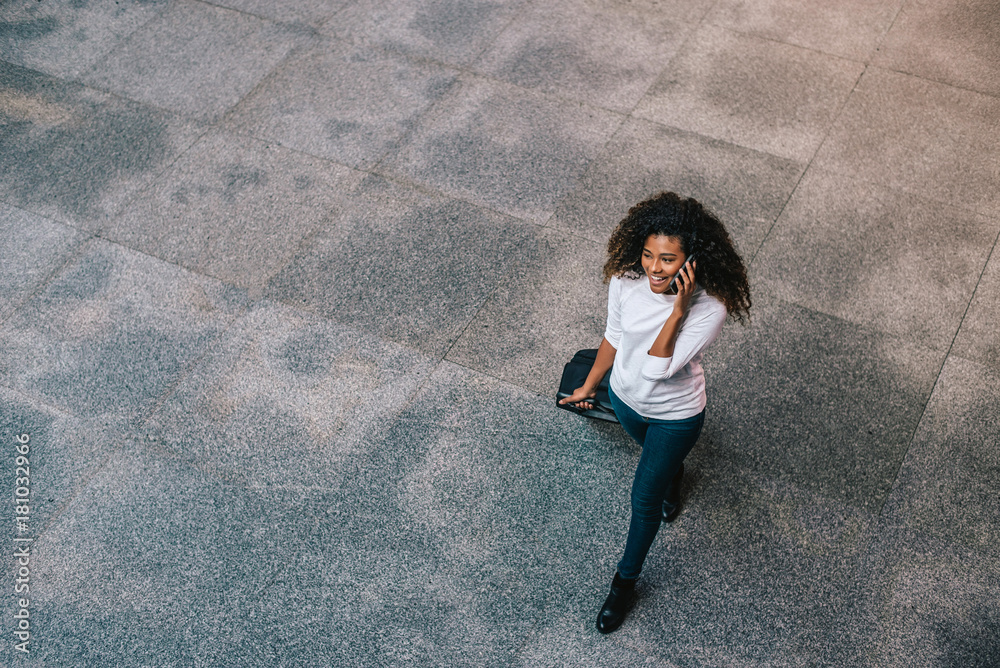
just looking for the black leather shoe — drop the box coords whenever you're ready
[596,572,636,634]
[661,463,684,523]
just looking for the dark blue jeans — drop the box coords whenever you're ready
[609,386,705,580]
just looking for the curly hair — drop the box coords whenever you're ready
[603,192,751,323]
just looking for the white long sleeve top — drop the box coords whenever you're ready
[604,275,727,420]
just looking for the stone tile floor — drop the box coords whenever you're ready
[1,0,998,665]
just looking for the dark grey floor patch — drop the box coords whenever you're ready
[755,168,998,352]
[379,75,622,222]
[14,444,341,666]
[0,203,87,315]
[225,37,459,169]
[953,247,1000,370]
[814,67,1000,218]
[0,61,204,230]
[855,525,1000,667]
[327,0,528,67]
[312,361,640,664]
[267,175,541,357]
[143,300,435,490]
[445,226,608,396]
[0,0,167,80]
[879,356,1000,558]
[634,24,864,162]
[0,387,127,545]
[546,117,804,250]
[705,0,902,61]
[472,2,688,112]
[696,291,942,512]
[105,130,363,291]
[82,0,309,122]
[619,471,876,666]
[0,240,247,420]
[874,0,1000,97]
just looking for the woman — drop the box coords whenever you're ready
[559,192,751,634]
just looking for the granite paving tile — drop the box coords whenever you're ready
[634,24,865,162]
[105,130,364,292]
[706,0,903,61]
[6,443,342,667]
[953,242,1000,370]
[142,300,436,491]
[206,0,352,27]
[874,0,1000,97]
[0,61,206,230]
[82,0,309,122]
[1,387,126,545]
[878,356,1000,558]
[225,37,460,169]
[813,67,1000,217]
[379,75,623,223]
[754,168,999,352]
[297,361,642,665]
[0,0,167,81]
[0,204,86,317]
[471,1,688,112]
[696,290,943,513]
[445,226,608,396]
[324,0,530,67]
[854,525,1000,668]
[0,239,247,420]
[573,0,714,24]
[546,118,804,250]
[615,469,876,667]
[267,175,540,357]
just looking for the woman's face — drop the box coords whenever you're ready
[640,234,686,294]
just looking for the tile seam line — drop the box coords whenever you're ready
[699,19,872,67]
[60,0,172,81]
[873,221,1000,520]
[747,62,869,269]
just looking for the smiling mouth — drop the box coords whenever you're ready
[649,275,668,284]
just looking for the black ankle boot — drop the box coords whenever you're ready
[596,571,636,634]
[661,463,685,523]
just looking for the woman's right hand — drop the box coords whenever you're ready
[559,386,598,410]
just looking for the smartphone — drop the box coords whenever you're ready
[666,254,696,295]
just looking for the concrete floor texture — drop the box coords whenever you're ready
[1,0,998,666]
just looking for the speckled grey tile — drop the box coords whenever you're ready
[143,300,435,490]
[634,24,864,162]
[0,387,126,545]
[83,0,308,122]
[856,526,1000,668]
[953,243,1000,370]
[814,67,1000,217]
[879,356,1000,558]
[225,38,459,169]
[706,0,903,61]
[0,62,205,230]
[546,118,804,250]
[874,0,1000,97]
[754,168,998,351]
[379,75,623,222]
[0,0,167,80]
[472,2,688,112]
[445,227,608,396]
[0,239,247,420]
[0,204,86,317]
[16,444,339,666]
[324,0,529,67]
[316,360,640,665]
[207,0,351,26]
[697,291,942,512]
[573,0,715,24]
[105,130,363,291]
[616,470,876,666]
[267,175,540,357]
